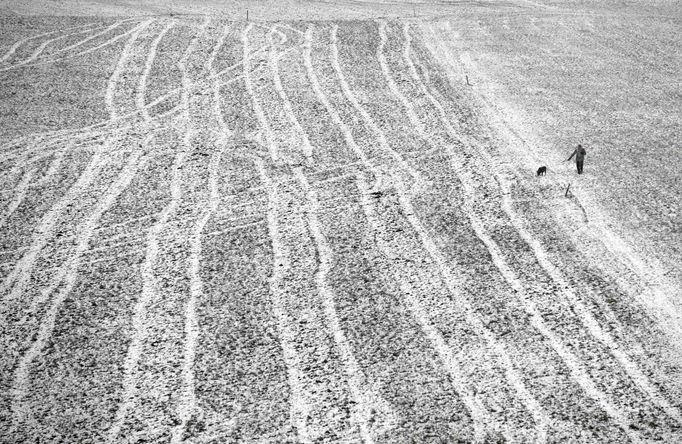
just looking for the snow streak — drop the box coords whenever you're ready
[0,168,34,230]
[37,145,68,186]
[270,26,313,164]
[243,23,279,162]
[254,157,312,443]
[106,20,152,119]
[57,21,126,54]
[138,22,174,123]
[172,17,212,444]
[209,23,232,138]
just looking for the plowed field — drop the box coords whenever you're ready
[1,5,681,443]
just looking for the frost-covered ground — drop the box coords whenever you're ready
[0,1,681,442]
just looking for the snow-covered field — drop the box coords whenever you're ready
[1,1,681,442]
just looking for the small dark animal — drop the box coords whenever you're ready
[537,166,547,176]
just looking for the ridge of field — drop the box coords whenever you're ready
[0,0,680,20]
[0,3,681,443]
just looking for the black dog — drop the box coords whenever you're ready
[537,166,547,176]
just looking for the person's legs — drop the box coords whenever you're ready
[577,160,584,174]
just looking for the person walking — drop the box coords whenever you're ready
[567,144,586,174]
